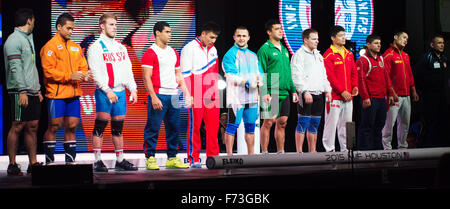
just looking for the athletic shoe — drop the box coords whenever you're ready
[166,157,189,169]
[146,156,160,170]
[190,162,202,168]
[7,163,23,176]
[115,159,138,171]
[94,160,109,172]
[27,162,43,174]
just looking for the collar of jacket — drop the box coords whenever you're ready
[330,44,348,59]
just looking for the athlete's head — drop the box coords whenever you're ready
[233,26,250,48]
[265,19,283,41]
[430,33,445,54]
[393,28,409,49]
[15,8,35,34]
[199,21,220,47]
[366,34,381,54]
[99,13,118,39]
[330,25,346,47]
[302,28,319,51]
[56,13,75,41]
[153,21,172,45]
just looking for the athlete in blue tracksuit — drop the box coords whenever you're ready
[222,26,263,155]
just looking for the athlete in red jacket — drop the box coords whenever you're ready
[381,29,419,150]
[356,34,394,150]
[322,25,358,152]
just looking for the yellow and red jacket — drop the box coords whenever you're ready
[40,33,88,99]
[382,44,415,96]
[323,45,358,100]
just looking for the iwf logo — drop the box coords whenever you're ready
[280,0,374,55]
[279,0,312,55]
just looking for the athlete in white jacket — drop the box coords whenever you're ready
[87,13,138,172]
[290,29,332,153]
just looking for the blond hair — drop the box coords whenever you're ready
[99,13,117,25]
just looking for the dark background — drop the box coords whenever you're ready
[1,0,449,154]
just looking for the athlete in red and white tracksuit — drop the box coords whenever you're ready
[181,37,220,164]
[322,45,358,152]
[381,44,417,149]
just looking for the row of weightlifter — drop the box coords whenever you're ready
[4,9,447,175]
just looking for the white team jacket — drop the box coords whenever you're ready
[290,45,332,94]
[87,33,137,93]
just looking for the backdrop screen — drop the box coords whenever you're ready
[51,0,196,152]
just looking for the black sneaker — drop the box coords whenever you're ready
[115,159,138,171]
[27,162,43,174]
[94,160,109,172]
[7,163,23,176]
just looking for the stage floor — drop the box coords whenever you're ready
[0,152,446,190]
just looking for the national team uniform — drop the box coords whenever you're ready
[40,32,89,163]
[356,50,393,150]
[181,37,220,164]
[381,44,415,149]
[87,33,137,117]
[141,43,182,159]
[222,43,263,137]
[322,45,358,152]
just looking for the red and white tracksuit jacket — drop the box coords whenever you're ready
[181,37,219,163]
[381,45,415,150]
[322,45,358,152]
[382,44,415,96]
[357,50,393,100]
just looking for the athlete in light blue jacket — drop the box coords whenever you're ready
[221,26,263,155]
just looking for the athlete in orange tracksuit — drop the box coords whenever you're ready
[40,13,91,164]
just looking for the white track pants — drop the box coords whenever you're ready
[322,100,353,152]
[382,96,411,150]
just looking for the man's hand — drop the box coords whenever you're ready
[362,99,371,108]
[18,93,29,107]
[388,96,394,106]
[106,90,118,104]
[325,92,332,103]
[341,91,352,101]
[84,71,93,82]
[263,94,271,103]
[351,87,359,96]
[70,71,84,81]
[184,95,193,108]
[303,92,313,104]
[130,90,138,104]
[392,91,399,102]
[292,92,299,103]
[151,95,163,111]
[38,92,44,102]
[412,91,419,102]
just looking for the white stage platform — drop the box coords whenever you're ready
[0,152,213,171]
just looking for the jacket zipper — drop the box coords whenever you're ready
[65,42,76,97]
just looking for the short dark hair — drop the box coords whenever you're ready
[234,26,249,35]
[329,25,345,38]
[366,34,381,43]
[430,33,445,43]
[302,28,318,40]
[56,12,74,29]
[153,21,170,36]
[393,28,408,37]
[15,8,34,27]
[201,21,221,36]
[265,19,280,32]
